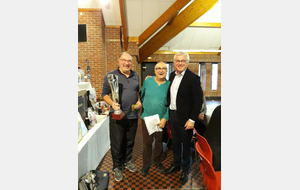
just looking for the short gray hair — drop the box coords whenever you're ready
[119,52,133,61]
[173,51,190,63]
[154,61,167,71]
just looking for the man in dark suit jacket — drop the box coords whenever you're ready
[164,51,203,184]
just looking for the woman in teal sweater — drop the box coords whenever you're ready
[139,62,170,176]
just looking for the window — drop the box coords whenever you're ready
[199,62,206,90]
[166,63,170,81]
[211,63,218,90]
[166,62,174,81]
[78,24,87,42]
[198,63,201,80]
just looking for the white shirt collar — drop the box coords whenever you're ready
[175,68,187,77]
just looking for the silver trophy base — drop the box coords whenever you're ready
[114,109,122,115]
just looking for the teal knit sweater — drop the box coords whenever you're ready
[140,77,170,121]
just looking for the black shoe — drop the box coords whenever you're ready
[164,164,180,174]
[179,171,188,184]
[140,166,150,176]
[155,163,165,173]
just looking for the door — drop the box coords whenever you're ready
[141,62,156,86]
[141,62,171,86]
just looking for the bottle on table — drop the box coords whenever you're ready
[84,110,90,130]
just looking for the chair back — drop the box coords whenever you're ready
[166,120,172,139]
[194,128,213,163]
[195,141,221,190]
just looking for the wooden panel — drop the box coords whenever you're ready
[78,8,101,12]
[129,37,139,42]
[119,0,128,51]
[190,22,221,28]
[154,50,219,55]
[138,0,191,46]
[139,0,219,62]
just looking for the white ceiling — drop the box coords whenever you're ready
[78,0,221,52]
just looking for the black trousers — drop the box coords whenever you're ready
[141,119,164,168]
[169,111,193,172]
[109,114,138,170]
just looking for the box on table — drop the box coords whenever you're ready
[78,90,88,121]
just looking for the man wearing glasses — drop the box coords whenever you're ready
[139,62,170,176]
[165,51,203,184]
[102,52,142,182]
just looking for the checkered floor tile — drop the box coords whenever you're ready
[96,119,207,190]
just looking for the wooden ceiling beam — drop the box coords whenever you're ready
[166,10,180,26]
[218,46,221,55]
[138,0,192,46]
[119,0,128,51]
[139,0,219,62]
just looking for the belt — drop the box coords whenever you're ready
[170,110,177,113]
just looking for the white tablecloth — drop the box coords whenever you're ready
[78,116,110,180]
[206,105,218,125]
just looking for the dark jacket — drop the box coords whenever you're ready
[167,68,203,125]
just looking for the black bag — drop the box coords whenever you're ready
[78,170,109,190]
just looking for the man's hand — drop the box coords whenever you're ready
[198,113,204,120]
[112,103,120,112]
[145,75,152,80]
[133,101,142,110]
[184,120,194,130]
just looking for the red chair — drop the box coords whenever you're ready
[194,128,213,164]
[165,121,172,149]
[166,120,172,139]
[195,139,221,190]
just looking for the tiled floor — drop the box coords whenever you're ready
[95,100,220,190]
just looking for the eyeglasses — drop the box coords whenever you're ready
[155,67,167,71]
[119,59,132,64]
[174,60,187,63]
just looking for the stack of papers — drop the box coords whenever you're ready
[144,114,163,135]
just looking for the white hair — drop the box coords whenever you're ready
[173,51,190,63]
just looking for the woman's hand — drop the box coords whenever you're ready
[156,118,167,129]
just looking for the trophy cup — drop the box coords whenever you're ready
[107,74,125,120]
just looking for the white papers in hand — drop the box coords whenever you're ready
[144,114,163,135]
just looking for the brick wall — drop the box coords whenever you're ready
[106,26,122,74]
[143,54,221,97]
[78,9,221,99]
[78,9,106,101]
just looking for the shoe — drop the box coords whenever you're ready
[140,166,150,176]
[124,161,138,172]
[113,168,123,182]
[164,164,180,174]
[155,163,165,173]
[179,171,188,184]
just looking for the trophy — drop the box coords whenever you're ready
[107,74,125,120]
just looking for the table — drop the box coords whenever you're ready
[78,116,110,180]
